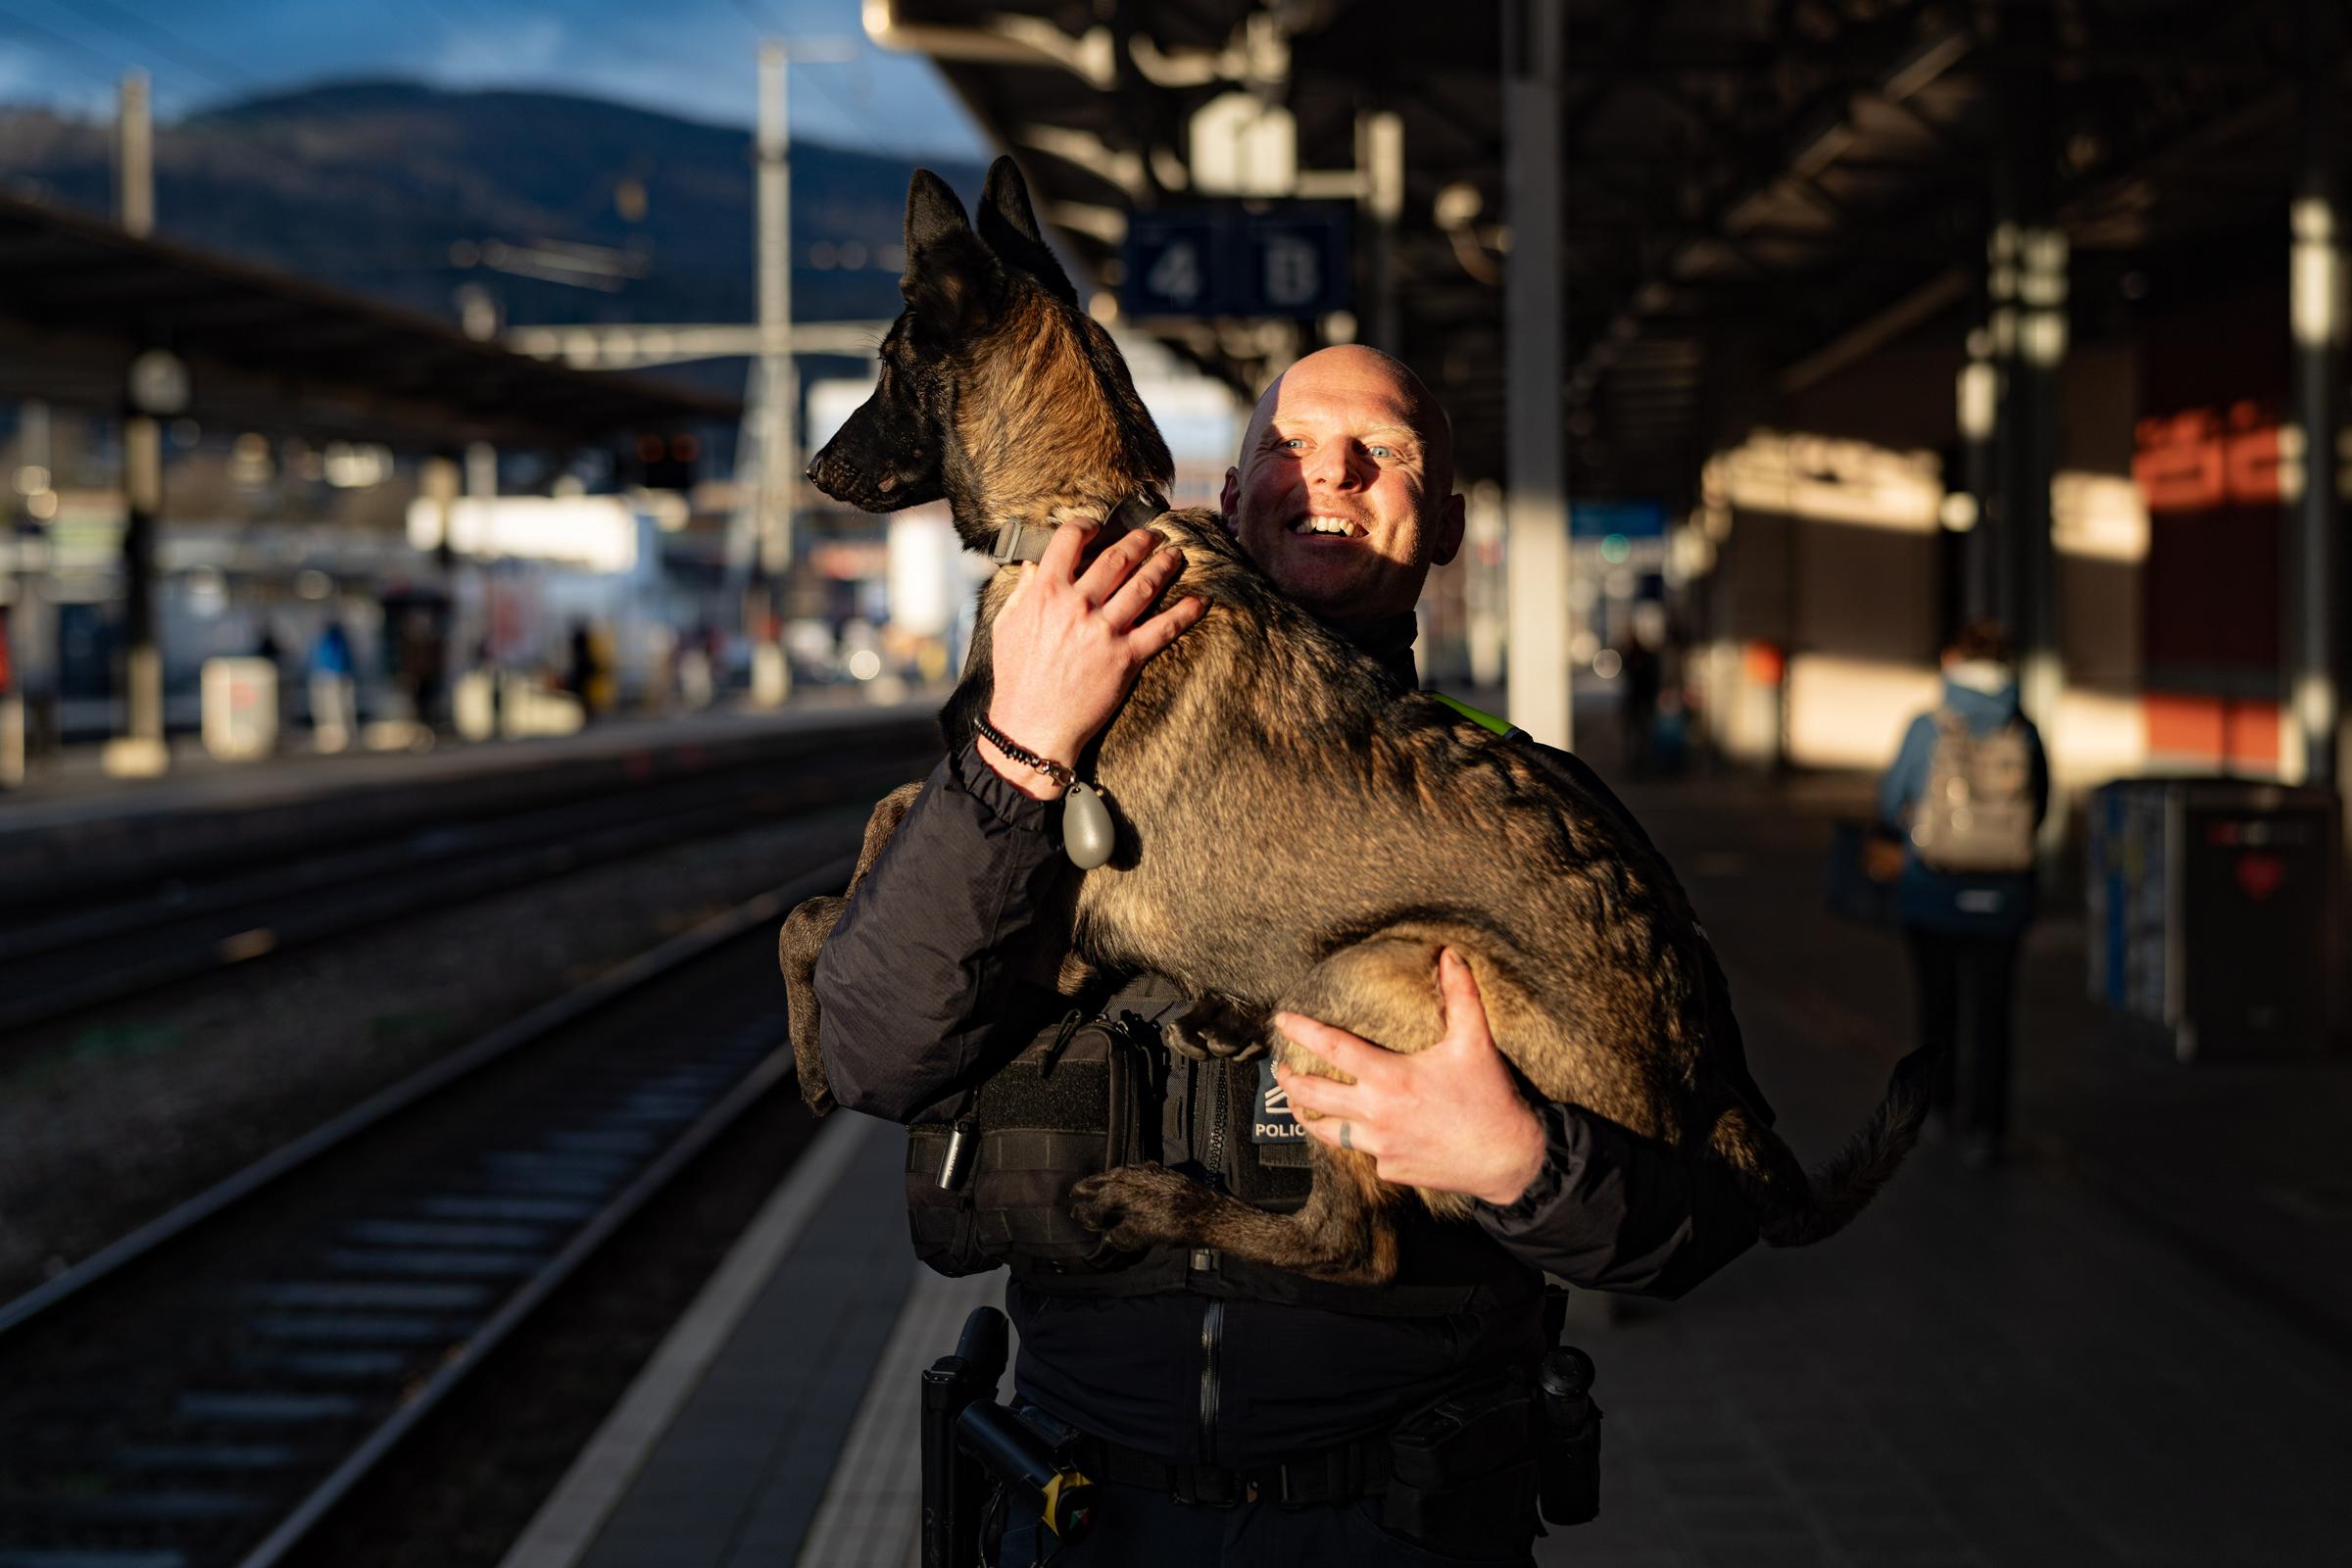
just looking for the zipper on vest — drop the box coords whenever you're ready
[1198,1292,1224,1462]
[1202,1062,1228,1191]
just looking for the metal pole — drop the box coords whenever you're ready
[2290,0,2342,790]
[1993,4,2065,747]
[757,41,797,581]
[117,70,152,238]
[1503,0,1569,749]
[1957,318,1998,621]
[1358,109,1404,353]
[106,74,167,776]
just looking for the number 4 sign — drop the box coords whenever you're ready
[1121,203,1352,318]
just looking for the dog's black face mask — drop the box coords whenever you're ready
[805,159,1078,515]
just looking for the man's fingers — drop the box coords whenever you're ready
[1271,1060,1360,1117]
[1127,594,1206,659]
[1102,546,1183,629]
[1436,949,1492,1048]
[1272,1011,1385,1084]
[1072,526,1161,608]
[1298,1114,1371,1156]
[1038,514,1099,582]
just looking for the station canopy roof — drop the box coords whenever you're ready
[0,190,737,451]
[878,0,2324,502]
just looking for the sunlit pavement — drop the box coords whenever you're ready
[1529,749,2351,1565]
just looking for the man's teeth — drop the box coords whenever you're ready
[1292,516,1358,536]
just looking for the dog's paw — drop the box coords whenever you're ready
[1070,1163,1208,1249]
[1162,995,1268,1062]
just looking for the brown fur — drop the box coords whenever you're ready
[781,159,1928,1284]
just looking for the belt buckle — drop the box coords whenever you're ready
[1175,1464,1241,1509]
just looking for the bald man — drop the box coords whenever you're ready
[817,347,1764,1564]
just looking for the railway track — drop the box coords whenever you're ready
[0,732,934,1039]
[0,858,855,1568]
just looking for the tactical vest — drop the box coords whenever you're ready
[904,987,1542,1320]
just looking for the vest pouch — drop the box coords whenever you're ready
[971,1018,1151,1271]
[906,1118,991,1277]
[1381,1376,1541,1556]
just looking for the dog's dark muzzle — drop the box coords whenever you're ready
[806,441,932,512]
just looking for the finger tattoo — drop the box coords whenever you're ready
[1339,1121,1353,1151]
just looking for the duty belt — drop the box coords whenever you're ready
[1075,1432,1393,1509]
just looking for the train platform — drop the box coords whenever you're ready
[490,760,2352,1568]
[0,693,945,902]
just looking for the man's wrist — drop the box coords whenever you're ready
[1476,1105,1549,1207]
[975,731,1069,801]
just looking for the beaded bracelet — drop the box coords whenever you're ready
[972,713,1076,790]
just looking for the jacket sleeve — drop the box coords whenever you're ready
[1473,1103,1760,1298]
[814,742,1073,1123]
[1878,714,1934,831]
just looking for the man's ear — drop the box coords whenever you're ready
[1427,491,1467,567]
[977,155,1077,306]
[1219,465,1242,531]
[902,169,998,331]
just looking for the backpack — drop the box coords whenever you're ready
[1908,710,2035,873]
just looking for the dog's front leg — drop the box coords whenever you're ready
[1070,1143,1399,1286]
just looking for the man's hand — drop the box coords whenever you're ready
[981,518,1205,801]
[1271,950,1546,1207]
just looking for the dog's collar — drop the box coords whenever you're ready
[990,492,1170,565]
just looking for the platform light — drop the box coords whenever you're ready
[2292,197,2342,349]
[1957,360,1998,441]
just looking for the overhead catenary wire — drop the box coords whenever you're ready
[718,0,892,160]
[23,0,263,96]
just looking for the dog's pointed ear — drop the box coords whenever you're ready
[902,168,998,332]
[977,156,1077,306]
[905,168,971,256]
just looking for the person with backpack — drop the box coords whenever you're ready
[1877,621,2050,1169]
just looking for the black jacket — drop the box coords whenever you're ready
[815,689,1764,1466]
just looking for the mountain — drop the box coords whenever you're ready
[0,78,982,335]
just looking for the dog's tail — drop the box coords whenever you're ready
[1714,1046,1934,1248]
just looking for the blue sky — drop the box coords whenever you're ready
[0,0,986,156]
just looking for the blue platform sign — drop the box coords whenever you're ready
[1122,203,1352,318]
[1568,499,1668,539]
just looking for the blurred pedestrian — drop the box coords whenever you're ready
[310,616,357,754]
[256,618,289,752]
[564,620,593,712]
[1877,621,2049,1167]
[1619,635,1661,775]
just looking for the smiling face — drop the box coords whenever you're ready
[1220,345,1465,621]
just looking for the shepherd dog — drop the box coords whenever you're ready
[777,156,1928,1285]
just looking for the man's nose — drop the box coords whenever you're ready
[1305,440,1367,490]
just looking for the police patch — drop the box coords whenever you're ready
[1252,1059,1303,1143]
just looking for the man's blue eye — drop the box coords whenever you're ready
[1283,438,1306,450]
[1368,444,1395,459]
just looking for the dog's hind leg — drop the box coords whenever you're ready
[779,780,927,1113]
